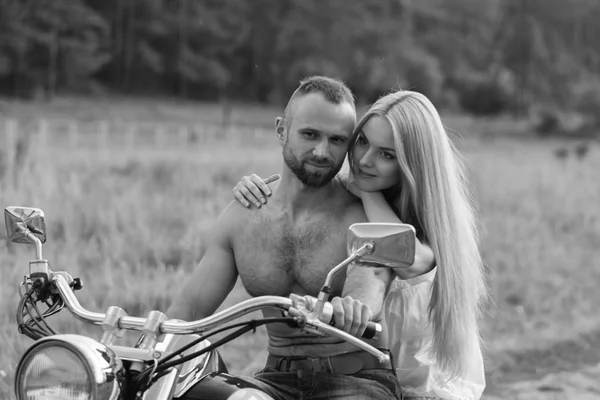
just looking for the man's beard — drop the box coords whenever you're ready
[282,143,342,188]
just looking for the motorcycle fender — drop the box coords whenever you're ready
[176,372,274,400]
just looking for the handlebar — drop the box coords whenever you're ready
[51,272,389,364]
[54,274,294,333]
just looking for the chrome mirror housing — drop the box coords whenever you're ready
[347,222,416,268]
[4,206,47,245]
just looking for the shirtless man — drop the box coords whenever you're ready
[167,76,399,399]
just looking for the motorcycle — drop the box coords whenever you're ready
[5,205,416,400]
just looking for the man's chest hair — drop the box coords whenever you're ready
[234,209,349,296]
[256,210,345,266]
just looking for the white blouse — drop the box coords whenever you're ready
[383,267,486,400]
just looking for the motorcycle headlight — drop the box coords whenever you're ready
[15,334,122,400]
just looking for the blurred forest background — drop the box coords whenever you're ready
[1,1,600,399]
[1,0,600,131]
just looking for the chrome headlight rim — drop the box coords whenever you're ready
[15,334,122,400]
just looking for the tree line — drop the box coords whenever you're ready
[1,0,599,116]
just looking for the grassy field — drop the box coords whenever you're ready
[0,96,599,398]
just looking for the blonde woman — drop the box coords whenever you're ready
[232,90,487,400]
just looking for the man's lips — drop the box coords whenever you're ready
[305,161,332,168]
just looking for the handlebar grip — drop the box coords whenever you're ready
[362,321,382,340]
[330,317,382,340]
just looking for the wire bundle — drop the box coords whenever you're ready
[16,280,299,399]
[16,280,63,340]
[130,317,297,397]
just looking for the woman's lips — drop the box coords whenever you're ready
[357,168,376,178]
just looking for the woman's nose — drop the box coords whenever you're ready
[359,151,375,168]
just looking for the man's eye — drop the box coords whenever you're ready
[331,138,345,145]
[304,132,317,138]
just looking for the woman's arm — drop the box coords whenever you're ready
[359,191,402,224]
[360,191,436,280]
[232,173,435,278]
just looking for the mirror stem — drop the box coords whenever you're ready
[314,242,374,319]
[26,232,43,260]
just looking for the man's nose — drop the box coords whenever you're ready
[313,140,330,158]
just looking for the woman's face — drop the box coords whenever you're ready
[351,115,401,192]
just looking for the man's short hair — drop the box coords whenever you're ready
[284,76,356,128]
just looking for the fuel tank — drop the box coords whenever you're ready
[178,371,275,400]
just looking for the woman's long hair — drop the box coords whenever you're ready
[350,90,488,378]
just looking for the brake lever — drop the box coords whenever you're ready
[286,294,333,336]
[285,306,327,337]
[313,321,390,364]
[285,304,389,363]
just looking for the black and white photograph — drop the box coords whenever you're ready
[0,1,599,399]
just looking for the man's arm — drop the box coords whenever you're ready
[166,203,240,321]
[329,201,394,337]
[342,200,394,318]
[342,264,393,319]
[330,263,393,338]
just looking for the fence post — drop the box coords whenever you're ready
[203,125,214,142]
[38,119,49,150]
[193,124,205,146]
[97,120,110,161]
[68,120,77,148]
[178,125,187,148]
[126,123,137,149]
[4,119,18,187]
[156,125,165,149]
[98,120,109,148]
[226,125,235,142]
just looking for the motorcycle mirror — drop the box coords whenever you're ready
[347,222,415,268]
[313,222,417,318]
[4,206,47,245]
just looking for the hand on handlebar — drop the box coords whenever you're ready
[291,294,380,340]
[45,273,389,363]
[330,296,374,338]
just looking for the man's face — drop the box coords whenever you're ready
[281,92,356,188]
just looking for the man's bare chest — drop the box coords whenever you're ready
[232,211,349,297]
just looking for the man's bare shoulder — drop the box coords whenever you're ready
[211,200,254,239]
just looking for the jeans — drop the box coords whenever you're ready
[241,366,401,400]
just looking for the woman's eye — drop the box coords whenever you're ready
[357,136,368,146]
[381,152,395,160]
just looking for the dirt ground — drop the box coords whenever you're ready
[484,363,600,399]
[483,329,600,399]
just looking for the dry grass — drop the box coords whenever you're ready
[0,98,599,398]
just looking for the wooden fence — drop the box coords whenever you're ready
[0,118,273,151]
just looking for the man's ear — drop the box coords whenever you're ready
[275,117,285,141]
